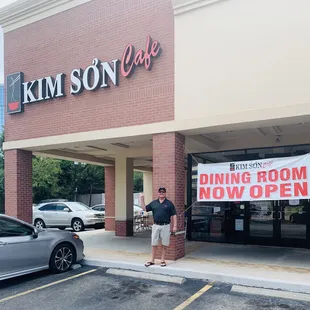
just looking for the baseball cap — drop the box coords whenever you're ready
[158,187,166,192]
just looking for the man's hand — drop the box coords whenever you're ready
[140,194,146,210]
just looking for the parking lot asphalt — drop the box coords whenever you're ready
[1,266,310,310]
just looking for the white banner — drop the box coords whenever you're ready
[197,153,310,201]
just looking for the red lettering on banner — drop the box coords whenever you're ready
[242,172,251,184]
[214,187,225,199]
[200,174,208,185]
[215,174,224,184]
[294,182,308,196]
[280,183,291,197]
[292,167,307,180]
[250,185,263,199]
[231,174,240,184]
[280,168,290,181]
[269,170,278,182]
[257,167,308,183]
[257,171,267,182]
[199,187,210,199]
[265,184,277,197]
[227,186,245,199]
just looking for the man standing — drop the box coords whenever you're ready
[140,187,177,267]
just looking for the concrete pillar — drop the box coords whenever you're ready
[152,132,185,260]
[5,150,33,223]
[115,156,134,237]
[143,171,153,205]
[104,166,115,231]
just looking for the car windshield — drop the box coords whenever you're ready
[66,202,92,211]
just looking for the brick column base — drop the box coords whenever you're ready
[5,150,32,223]
[105,218,115,231]
[154,234,185,261]
[115,220,133,237]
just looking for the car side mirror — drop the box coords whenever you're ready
[64,208,70,212]
[33,228,39,239]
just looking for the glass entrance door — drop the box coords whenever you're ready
[277,200,309,248]
[247,200,310,248]
[248,200,277,246]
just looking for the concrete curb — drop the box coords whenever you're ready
[82,258,310,294]
[231,285,310,302]
[106,268,186,284]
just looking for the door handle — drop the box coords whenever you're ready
[277,211,283,220]
[0,242,7,247]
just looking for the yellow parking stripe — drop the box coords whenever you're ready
[0,269,97,304]
[174,283,214,310]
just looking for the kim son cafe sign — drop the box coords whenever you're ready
[6,36,161,114]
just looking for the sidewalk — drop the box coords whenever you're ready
[79,230,310,294]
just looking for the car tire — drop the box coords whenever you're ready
[290,215,295,223]
[71,218,84,232]
[49,243,75,274]
[34,219,46,229]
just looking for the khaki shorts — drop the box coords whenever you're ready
[151,224,170,247]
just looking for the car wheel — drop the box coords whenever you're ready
[35,219,46,229]
[72,218,84,232]
[49,243,75,274]
[290,215,295,223]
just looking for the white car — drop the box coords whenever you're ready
[33,201,105,232]
[91,204,148,217]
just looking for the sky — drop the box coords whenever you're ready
[0,0,20,84]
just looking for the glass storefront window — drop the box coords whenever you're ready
[191,202,226,241]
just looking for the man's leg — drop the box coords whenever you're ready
[160,224,171,266]
[145,225,159,266]
[152,246,158,263]
[161,246,167,262]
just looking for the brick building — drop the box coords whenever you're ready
[2,0,310,258]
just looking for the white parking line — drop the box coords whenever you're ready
[231,285,310,302]
[0,269,97,304]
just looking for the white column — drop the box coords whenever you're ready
[115,156,133,221]
[143,171,153,204]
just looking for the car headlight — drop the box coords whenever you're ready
[72,233,80,239]
[85,214,95,218]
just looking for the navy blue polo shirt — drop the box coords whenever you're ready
[146,198,177,224]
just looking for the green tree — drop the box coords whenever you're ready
[133,171,143,192]
[32,157,62,203]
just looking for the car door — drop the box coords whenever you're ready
[55,203,71,226]
[0,217,51,279]
[36,203,57,226]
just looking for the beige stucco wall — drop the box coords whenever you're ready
[175,0,310,123]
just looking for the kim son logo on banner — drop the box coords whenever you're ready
[6,36,161,114]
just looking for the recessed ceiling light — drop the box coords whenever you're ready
[111,143,130,149]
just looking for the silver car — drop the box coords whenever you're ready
[0,214,84,281]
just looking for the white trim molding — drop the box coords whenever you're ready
[173,0,228,16]
[0,0,92,33]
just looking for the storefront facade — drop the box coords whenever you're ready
[187,145,310,249]
[1,0,310,259]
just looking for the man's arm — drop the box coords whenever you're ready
[170,203,177,232]
[172,215,177,232]
[140,194,151,212]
